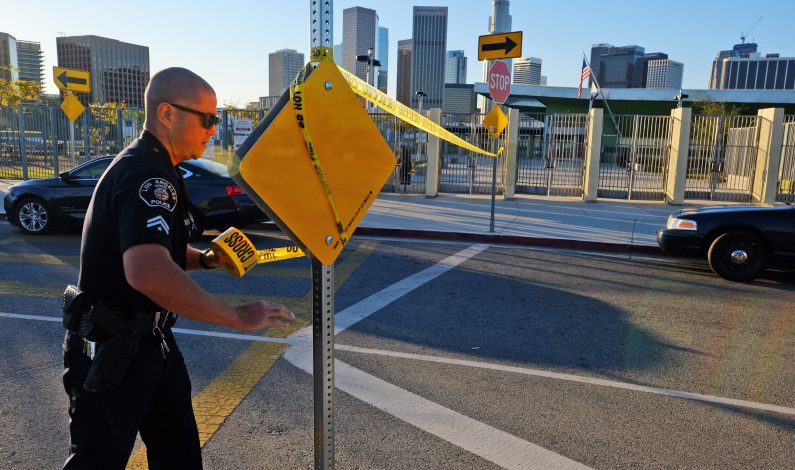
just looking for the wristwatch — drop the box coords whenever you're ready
[199,248,217,269]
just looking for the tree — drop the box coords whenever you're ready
[694,97,747,116]
[88,102,128,153]
[0,78,43,106]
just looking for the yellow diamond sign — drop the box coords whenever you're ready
[229,61,396,265]
[60,92,85,123]
[483,106,508,138]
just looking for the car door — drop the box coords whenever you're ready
[55,158,111,221]
[764,207,795,265]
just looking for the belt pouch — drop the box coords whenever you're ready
[62,285,88,332]
[83,314,149,393]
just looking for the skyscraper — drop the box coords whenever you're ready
[446,50,467,84]
[709,43,795,90]
[513,57,542,85]
[269,48,304,96]
[589,44,646,88]
[16,40,44,86]
[411,6,448,111]
[0,32,19,81]
[376,26,388,92]
[56,35,149,107]
[645,59,684,89]
[481,0,511,112]
[342,6,377,83]
[396,39,413,106]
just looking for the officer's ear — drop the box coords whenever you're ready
[156,102,176,130]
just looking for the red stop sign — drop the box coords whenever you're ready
[488,60,511,104]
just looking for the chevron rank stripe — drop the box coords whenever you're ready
[146,215,170,235]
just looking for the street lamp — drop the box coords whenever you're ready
[415,90,426,115]
[355,47,381,87]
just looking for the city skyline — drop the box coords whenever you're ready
[5,0,793,106]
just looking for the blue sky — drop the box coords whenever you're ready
[4,0,792,105]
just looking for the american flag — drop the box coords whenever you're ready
[578,59,591,99]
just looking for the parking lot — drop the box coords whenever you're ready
[0,222,793,469]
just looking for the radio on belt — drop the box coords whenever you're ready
[210,227,305,278]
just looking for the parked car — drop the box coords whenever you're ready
[657,205,795,282]
[3,156,268,238]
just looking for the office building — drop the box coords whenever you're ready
[443,83,477,114]
[333,43,343,65]
[481,0,511,112]
[636,52,668,87]
[446,50,467,84]
[16,40,44,85]
[56,35,149,107]
[342,6,378,83]
[269,48,304,96]
[646,59,684,89]
[589,44,646,88]
[411,6,448,111]
[0,32,19,81]
[709,43,795,90]
[513,57,542,85]
[396,39,413,106]
[376,26,388,92]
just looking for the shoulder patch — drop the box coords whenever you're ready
[139,178,178,212]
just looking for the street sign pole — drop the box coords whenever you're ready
[489,123,497,233]
[68,115,76,168]
[310,1,335,469]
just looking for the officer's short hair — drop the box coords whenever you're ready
[145,67,214,116]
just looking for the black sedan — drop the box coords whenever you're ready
[3,156,268,238]
[657,205,795,282]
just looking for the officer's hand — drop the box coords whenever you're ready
[233,301,295,332]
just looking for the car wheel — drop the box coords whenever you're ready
[187,206,204,241]
[15,197,53,235]
[707,230,768,282]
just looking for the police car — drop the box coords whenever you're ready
[3,156,268,238]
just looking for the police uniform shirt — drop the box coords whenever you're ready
[78,131,190,314]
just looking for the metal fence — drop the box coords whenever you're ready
[369,112,426,194]
[438,113,503,194]
[515,113,588,196]
[598,114,672,200]
[0,104,144,179]
[777,115,795,202]
[685,114,759,202]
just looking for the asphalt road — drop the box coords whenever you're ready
[0,222,793,469]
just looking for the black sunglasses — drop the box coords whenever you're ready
[168,102,221,129]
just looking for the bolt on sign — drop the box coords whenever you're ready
[228,61,395,265]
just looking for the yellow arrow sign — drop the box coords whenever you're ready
[478,31,523,61]
[483,106,508,138]
[60,92,85,123]
[53,66,91,93]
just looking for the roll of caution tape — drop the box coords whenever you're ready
[210,227,305,278]
[336,66,497,157]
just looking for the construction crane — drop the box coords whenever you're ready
[740,16,763,44]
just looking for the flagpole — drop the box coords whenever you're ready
[582,52,622,141]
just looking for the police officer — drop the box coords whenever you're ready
[62,67,295,469]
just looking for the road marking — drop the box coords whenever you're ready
[6,310,793,419]
[284,243,593,470]
[334,344,795,417]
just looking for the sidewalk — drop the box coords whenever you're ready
[0,177,695,254]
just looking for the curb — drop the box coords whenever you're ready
[247,223,663,256]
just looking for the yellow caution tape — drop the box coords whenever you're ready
[336,66,497,157]
[290,64,350,247]
[210,228,305,278]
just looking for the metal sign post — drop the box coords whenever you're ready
[309,1,335,468]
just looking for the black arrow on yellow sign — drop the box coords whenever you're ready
[481,36,517,55]
[57,70,87,87]
[478,31,523,61]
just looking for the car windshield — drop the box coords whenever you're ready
[187,158,229,177]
